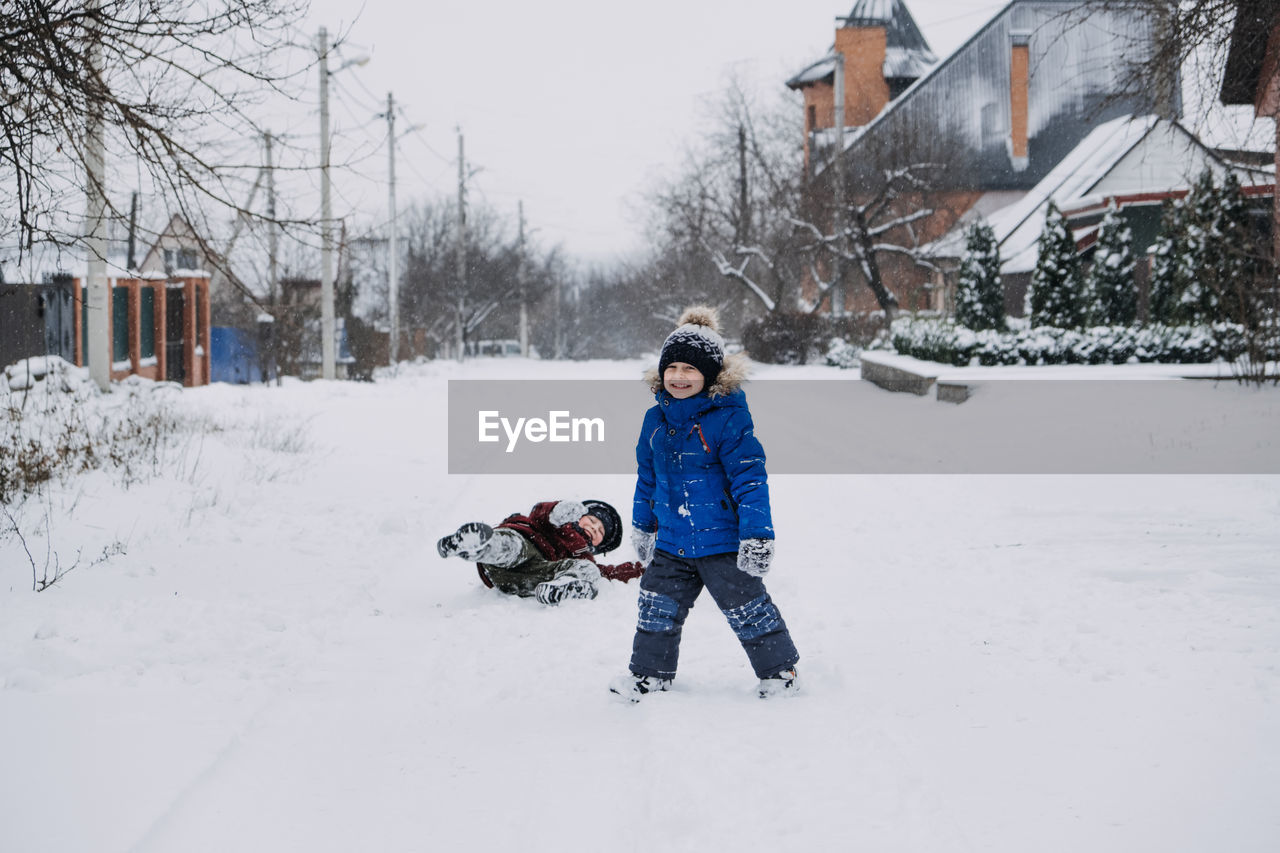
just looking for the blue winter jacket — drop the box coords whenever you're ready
[632,375,773,559]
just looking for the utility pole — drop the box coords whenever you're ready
[553,263,562,359]
[517,201,528,357]
[318,26,336,380]
[265,131,279,309]
[455,129,467,361]
[126,192,138,270]
[831,47,847,318]
[85,0,109,392]
[264,130,280,385]
[385,92,400,365]
[736,124,750,245]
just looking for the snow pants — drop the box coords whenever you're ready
[629,549,798,680]
[477,529,600,598]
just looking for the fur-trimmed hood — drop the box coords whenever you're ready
[644,350,750,399]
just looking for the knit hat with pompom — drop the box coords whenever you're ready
[658,306,726,384]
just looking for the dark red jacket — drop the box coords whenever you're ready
[496,501,644,583]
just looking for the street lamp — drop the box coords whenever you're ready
[317,26,368,380]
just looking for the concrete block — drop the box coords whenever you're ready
[860,356,936,396]
[937,381,970,404]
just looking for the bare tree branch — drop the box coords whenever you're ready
[0,0,313,269]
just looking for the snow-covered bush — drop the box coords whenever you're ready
[0,357,187,504]
[742,311,884,364]
[955,221,1006,332]
[890,316,1248,366]
[1178,171,1229,324]
[1148,198,1189,325]
[1029,203,1084,329]
[1150,171,1259,327]
[823,338,861,369]
[1087,201,1137,325]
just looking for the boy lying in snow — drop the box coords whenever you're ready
[437,499,644,605]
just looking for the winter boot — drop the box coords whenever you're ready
[757,667,800,699]
[608,671,672,703]
[437,522,494,560]
[534,576,599,606]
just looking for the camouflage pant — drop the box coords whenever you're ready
[477,529,600,598]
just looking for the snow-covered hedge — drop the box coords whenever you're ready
[890,317,1249,367]
[742,312,882,366]
[1,357,185,503]
[823,338,861,369]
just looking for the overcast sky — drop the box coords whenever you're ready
[289,0,1011,263]
[293,0,1260,265]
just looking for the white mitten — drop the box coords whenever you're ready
[549,500,588,527]
[737,538,774,578]
[631,527,657,567]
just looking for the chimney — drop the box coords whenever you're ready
[834,22,891,127]
[788,1,936,173]
[1009,31,1031,172]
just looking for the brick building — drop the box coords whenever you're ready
[70,274,212,387]
[787,0,1163,314]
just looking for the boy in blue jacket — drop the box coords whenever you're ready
[610,307,800,701]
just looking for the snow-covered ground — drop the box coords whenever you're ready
[2,357,1278,853]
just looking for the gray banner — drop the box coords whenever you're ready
[447,379,1280,474]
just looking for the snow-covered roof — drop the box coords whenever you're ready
[812,1,1165,194]
[988,115,1162,272]
[788,56,836,88]
[843,0,933,54]
[786,0,936,89]
[927,114,1243,274]
[884,44,935,79]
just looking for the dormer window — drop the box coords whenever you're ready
[164,248,198,272]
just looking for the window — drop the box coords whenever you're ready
[163,247,199,272]
[112,286,129,362]
[139,287,155,359]
[981,102,1002,146]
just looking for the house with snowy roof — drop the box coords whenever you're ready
[787,0,1166,314]
[69,213,214,386]
[0,212,215,385]
[925,113,1273,316]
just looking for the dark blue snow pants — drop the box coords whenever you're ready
[629,549,799,681]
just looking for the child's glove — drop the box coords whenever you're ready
[549,500,588,527]
[631,527,657,567]
[737,538,774,578]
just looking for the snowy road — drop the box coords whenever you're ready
[2,359,1278,852]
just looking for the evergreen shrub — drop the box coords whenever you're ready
[890,317,1249,366]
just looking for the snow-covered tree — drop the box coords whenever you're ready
[1174,170,1227,324]
[1029,203,1084,329]
[954,221,1005,331]
[1087,201,1137,325]
[1149,170,1255,326]
[1147,196,1190,324]
[1197,171,1254,322]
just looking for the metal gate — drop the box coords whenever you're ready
[165,287,185,382]
[41,281,75,361]
[0,279,75,368]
